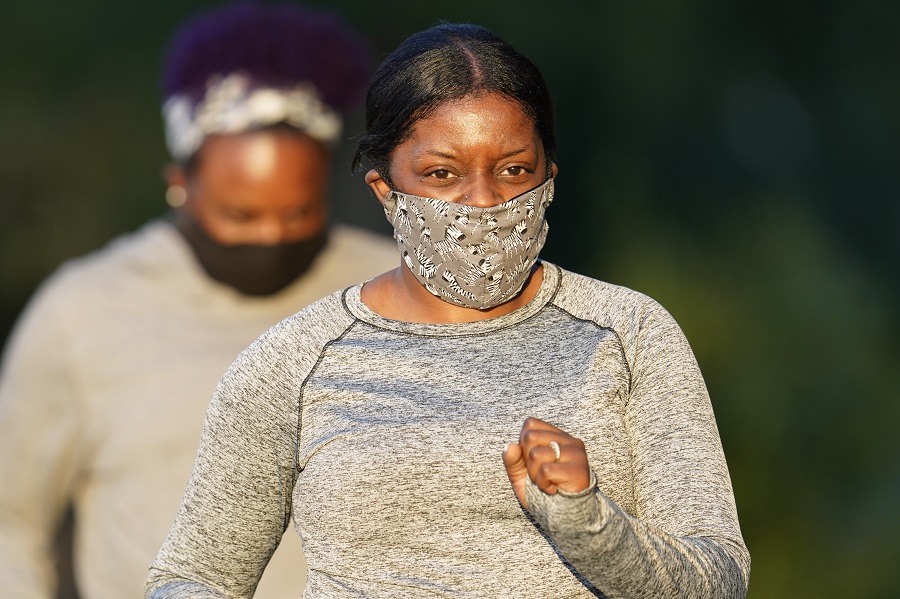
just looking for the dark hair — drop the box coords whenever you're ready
[162,1,372,112]
[352,23,556,181]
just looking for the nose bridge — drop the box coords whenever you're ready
[460,174,505,208]
[256,215,286,245]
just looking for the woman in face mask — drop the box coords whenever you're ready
[166,125,332,296]
[147,24,750,599]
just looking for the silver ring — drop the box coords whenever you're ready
[548,440,561,462]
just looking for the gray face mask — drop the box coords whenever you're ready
[382,178,554,310]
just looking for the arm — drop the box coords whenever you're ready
[506,301,750,598]
[0,285,85,599]
[145,332,302,599]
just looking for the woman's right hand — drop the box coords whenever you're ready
[502,417,592,510]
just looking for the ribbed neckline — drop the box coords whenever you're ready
[344,262,560,337]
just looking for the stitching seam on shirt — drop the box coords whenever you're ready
[549,298,648,522]
[294,316,361,474]
[548,303,634,396]
[343,262,563,340]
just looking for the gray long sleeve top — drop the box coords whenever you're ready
[146,262,750,598]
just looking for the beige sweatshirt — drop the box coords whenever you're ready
[0,219,399,599]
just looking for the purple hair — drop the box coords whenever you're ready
[162,1,372,112]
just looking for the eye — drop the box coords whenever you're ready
[285,206,313,222]
[427,169,456,180]
[501,165,529,177]
[220,207,255,223]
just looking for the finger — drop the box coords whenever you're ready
[502,441,525,470]
[520,429,566,464]
[520,416,563,436]
[525,443,562,480]
[526,441,592,495]
[502,442,529,509]
[532,461,591,495]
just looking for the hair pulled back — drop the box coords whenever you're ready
[352,23,556,181]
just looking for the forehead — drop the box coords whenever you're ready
[404,92,539,153]
[193,130,328,181]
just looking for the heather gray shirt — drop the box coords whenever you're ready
[146,263,750,598]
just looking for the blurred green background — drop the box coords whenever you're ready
[1,1,898,598]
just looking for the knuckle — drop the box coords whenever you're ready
[538,462,557,482]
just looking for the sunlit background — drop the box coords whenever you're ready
[1,1,898,598]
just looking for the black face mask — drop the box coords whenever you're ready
[173,212,328,296]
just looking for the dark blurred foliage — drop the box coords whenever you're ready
[1,1,898,598]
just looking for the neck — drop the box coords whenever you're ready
[361,263,544,324]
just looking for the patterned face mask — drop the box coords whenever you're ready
[382,178,554,310]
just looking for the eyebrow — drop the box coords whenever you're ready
[421,146,534,160]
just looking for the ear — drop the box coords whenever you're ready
[550,161,559,179]
[364,169,392,205]
[164,163,188,189]
[163,163,190,208]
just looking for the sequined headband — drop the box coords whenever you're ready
[162,73,342,162]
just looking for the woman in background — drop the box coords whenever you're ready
[146,23,750,598]
[0,3,396,598]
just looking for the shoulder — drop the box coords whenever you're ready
[210,290,357,413]
[15,220,179,320]
[546,264,689,355]
[268,289,355,346]
[0,221,182,375]
[550,265,667,326]
[282,224,397,300]
[321,224,398,269]
[229,289,356,380]
[546,264,703,384]
[328,223,395,250]
[39,220,179,297]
